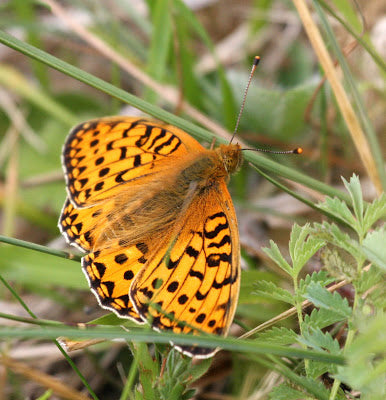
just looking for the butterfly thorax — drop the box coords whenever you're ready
[175,143,242,191]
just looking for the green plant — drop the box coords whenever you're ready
[254,175,385,399]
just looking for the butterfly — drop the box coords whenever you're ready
[59,116,242,358]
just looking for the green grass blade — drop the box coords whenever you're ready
[0,234,80,261]
[144,0,171,103]
[0,325,345,364]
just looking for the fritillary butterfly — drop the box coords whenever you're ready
[59,117,242,358]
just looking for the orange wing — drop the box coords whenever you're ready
[59,117,205,252]
[129,182,240,358]
[62,117,204,207]
[59,117,240,356]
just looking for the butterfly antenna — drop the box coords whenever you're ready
[241,147,303,155]
[230,56,260,144]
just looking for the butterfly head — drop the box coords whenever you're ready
[216,143,243,175]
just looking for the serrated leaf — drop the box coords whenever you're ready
[304,282,352,318]
[263,241,292,276]
[318,196,357,230]
[304,308,346,329]
[269,383,306,400]
[299,328,340,378]
[294,239,325,279]
[275,375,331,400]
[289,224,325,279]
[253,281,294,305]
[299,270,336,297]
[314,222,361,260]
[257,327,297,345]
[320,247,357,281]
[289,223,310,264]
[343,175,363,229]
[362,228,386,270]
[363,192,386,233]
[299,328,341,354]
[307,359,334,380]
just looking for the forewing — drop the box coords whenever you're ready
[59,117,205,251]
[62,117,204,207]
[130,181,240,358]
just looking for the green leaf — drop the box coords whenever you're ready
[88,313,133,326]
[186,357,211,380]
[289,223,310,263]
[320,247,356,281]
[253,281,294,305]
[342,175,364,232]
[239,81,318,140]
[304,308,347,330]
[298,270,336,296]
[298,328,340,379]
[299,328,341,354]
[263,241,292,276]
[257,327,297,346]
[362,228,386,270]
[356,265,383,295]
[304,282,352,319]
[363,192,386,233]
[313,222,361,260]
[289,224,325,279]
[270,371,331,400]
[317,196,357,230]
[307,359,333,380]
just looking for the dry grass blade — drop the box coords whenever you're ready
[291,0,382,194]
[0,356,90,400]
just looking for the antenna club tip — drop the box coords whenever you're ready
[253,56,260,65]
[293,147,303,154]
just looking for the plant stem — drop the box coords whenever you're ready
[293,278,310,376]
